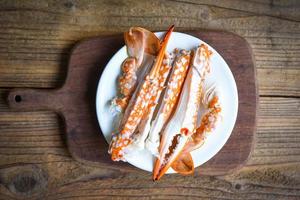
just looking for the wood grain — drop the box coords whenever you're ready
[0,0,299,95]
[1,96,300,198]
[0,0,299,199]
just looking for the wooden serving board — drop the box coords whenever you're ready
[7,31,257,175]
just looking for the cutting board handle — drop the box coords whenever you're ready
[7,88,61,111]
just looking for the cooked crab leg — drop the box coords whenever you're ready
[145,50,191,156]
[109,25,174,161]
[171,84,222,174]
[127,54,172,150]
[112,27,161,111]
[153,44,212,180]
[188,84,222,152]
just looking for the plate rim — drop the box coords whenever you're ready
[95,31,239,173]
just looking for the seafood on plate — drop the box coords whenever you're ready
[108,26,222,180]
[111,27,161,112]
[145,49,191,156]
[167,81,222,177]
[109,25,175,161]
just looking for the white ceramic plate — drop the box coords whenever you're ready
[96,32,238,173]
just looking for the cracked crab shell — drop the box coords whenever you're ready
[125,27,161,66]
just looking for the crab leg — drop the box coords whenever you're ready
[171,84,222,174]
[109,25,174,161]
[112,27,161,111]
[188,85,222,152]
[127,54,172,150]
[153,44,212,180]
[145,50,191,156]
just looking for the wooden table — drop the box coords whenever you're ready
[0,1,299,199]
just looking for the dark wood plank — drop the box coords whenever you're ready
[0,0,299,96]
[1,96,299,199]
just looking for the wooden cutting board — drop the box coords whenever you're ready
[7,30,257,175]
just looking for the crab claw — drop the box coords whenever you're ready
[154,130,193,180]
[109,25,175,161]
[153,44,213,180]
[153,61,200,180]
[146,50,191,156]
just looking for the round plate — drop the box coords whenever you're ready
[96,32,238,173]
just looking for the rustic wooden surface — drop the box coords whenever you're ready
[0,0,299,199]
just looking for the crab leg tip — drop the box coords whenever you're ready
[149,25,174,78]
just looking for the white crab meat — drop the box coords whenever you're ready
[145,50,191,156]
[153,44,213,180]
[123,55,172,153]
[109,26,175,162]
